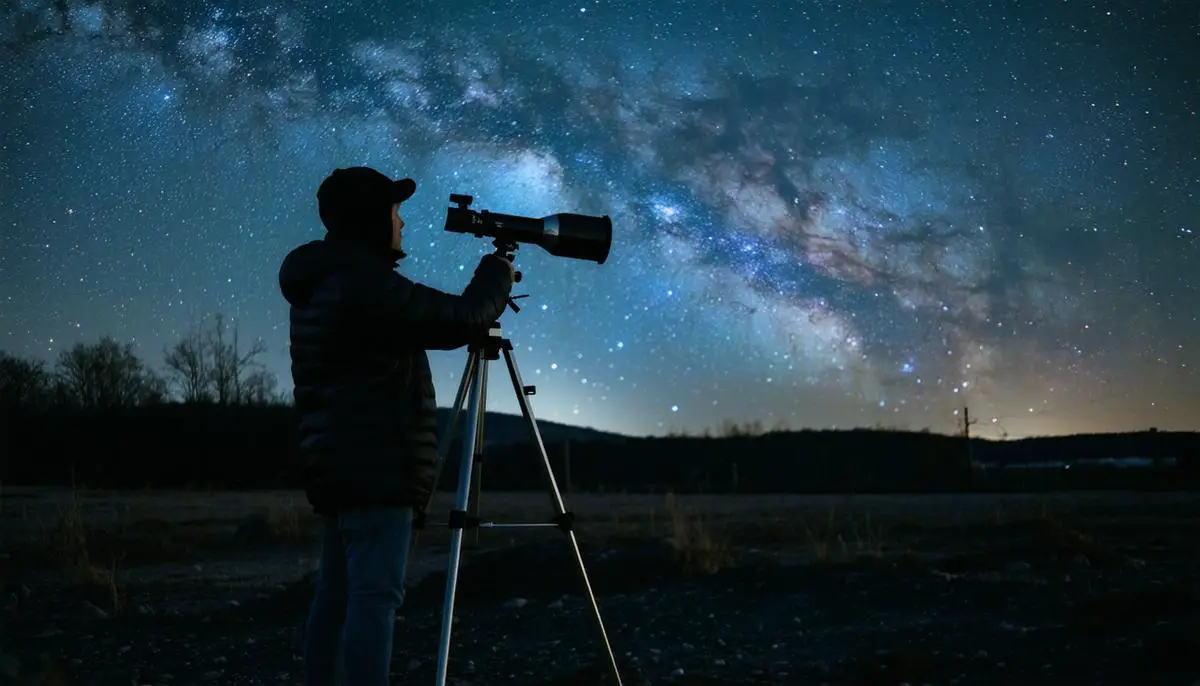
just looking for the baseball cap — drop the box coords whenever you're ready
[317,166,416,211]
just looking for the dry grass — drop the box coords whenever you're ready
[663,492,734,574]
[991,497,1120,562]
[802,507,889,562]
[5,487,1196,589]
[41,479,127,614]
[266,499,301,537]
[3,482,320,617]
[255,493,312,542]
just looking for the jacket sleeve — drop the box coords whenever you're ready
[373,254,514,351]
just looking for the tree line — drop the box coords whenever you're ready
[0,314,287,411]
[2,319,1198,493]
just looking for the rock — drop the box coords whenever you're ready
[82,601,109,619]
[504,597,528,610]
[1006,561,1032,575]
[33,628,63,638]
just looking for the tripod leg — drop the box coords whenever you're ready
[435,351,486,686]
[467,358,489,547]
[416,351,477,551]
[500,347,624,686]
[432,350,478,490]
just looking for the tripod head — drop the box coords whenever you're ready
[491,238,529,314]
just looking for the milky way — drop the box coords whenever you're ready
[2,0,1197,438]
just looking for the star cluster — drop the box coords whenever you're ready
[2,0,1196,438]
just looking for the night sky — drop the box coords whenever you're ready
[2,1,1197,439]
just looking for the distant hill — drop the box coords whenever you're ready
[1,402,1197,493]
[435,408,627,447]
[968,429,1197,466]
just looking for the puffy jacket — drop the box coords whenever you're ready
[278,232,514,513]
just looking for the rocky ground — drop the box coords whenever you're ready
[2,489,1198,685]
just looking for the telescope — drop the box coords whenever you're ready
[444,194,612,265]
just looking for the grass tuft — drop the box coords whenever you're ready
[664,492,734,574]
[803,507,888,563]
[43,478,127,614]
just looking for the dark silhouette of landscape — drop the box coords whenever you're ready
[2,328,1199,685]
[2,327,1197,493]
[4,400,1199,494]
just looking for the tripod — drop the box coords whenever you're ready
[414,317,624,686]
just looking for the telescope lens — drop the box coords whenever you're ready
[542,213,612,264]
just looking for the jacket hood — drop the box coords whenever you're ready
[279,236,401,308]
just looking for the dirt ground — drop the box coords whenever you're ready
[2,487,1198,685]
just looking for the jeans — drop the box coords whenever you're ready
[303,507,414,686]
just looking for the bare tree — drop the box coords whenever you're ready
[140,373,170,406]
[0,351,52,409]
[163,322,214,403]
[207,314,270,406]
[720,419,765,438]
[239,368,280,405]
[55,337,164,408]
[161,314,279,405]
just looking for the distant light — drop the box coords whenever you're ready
[671,405,679,412]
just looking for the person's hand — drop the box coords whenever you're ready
[490,255,517,283]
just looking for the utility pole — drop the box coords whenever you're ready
[963,406,978,468]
